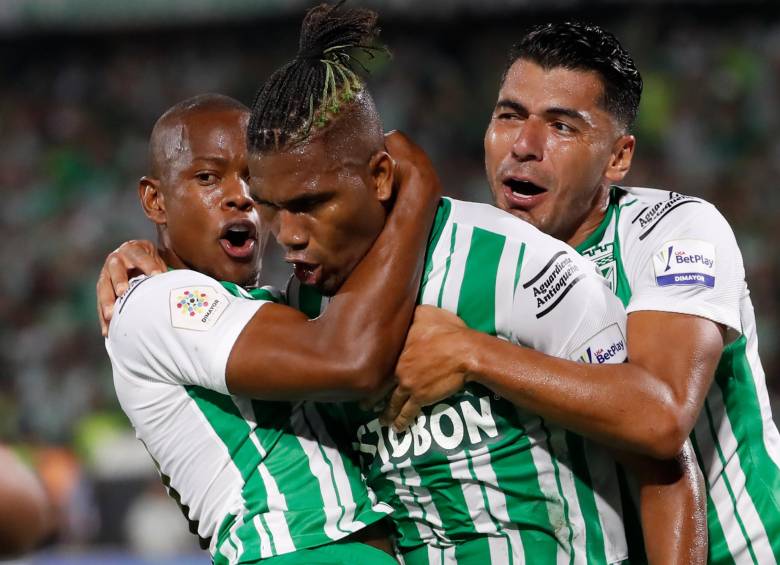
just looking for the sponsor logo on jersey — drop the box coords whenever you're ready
[523,250,585,318]
[355,394,499,465]
[170,286,229,330]
[653,239,715,288]
[575,323,626,365]
[632,192,701,241]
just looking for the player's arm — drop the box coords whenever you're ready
[383,250,684,459]
[226,133,440,400]
[0,447,50,557]
[390,314,721,459]
[107,132,440,400]
[616,443,707,565]
[385,260,708,564]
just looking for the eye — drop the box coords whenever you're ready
[496,111,520,121]
[551,121,575,133]
[254,198,279,211]
[196,172,218,185]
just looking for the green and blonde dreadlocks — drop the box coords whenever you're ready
[248,1,386,152]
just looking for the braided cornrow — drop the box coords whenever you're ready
[248,1,385,152]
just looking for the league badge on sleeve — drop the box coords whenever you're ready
[653,239,716,288]
[170,286,229,331]
[574,323,626,365]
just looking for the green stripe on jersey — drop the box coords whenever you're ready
[185,386,286,561]
[165,281,390,563]
[578,187,780,565]
[301,199,625,564]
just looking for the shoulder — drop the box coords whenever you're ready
[617,186,730,243]
[108,270,243,341]
[444,197,575,251]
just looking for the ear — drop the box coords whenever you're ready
[368,150,394,203]
[604,134,635,183]
[139,177,166,225]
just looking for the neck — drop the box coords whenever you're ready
[565,185,611,249]
[157,230,186,270]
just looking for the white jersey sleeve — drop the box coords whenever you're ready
[107,270,268,393]
[511,244,628,364]
[622,195,744,339]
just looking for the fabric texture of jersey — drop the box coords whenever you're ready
[106,270,392,564]
[577,186,780,564]
[289,198,632,565]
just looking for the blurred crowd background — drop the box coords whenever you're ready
[0,0,777,561]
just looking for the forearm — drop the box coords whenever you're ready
[228,171,439,401]
[462,330,684,458]
[619,443,707,565]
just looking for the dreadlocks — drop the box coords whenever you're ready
[248,1,385,152]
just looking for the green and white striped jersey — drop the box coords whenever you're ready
[290,198,632,564]
[577,186,780,564]
[106,270,392,564]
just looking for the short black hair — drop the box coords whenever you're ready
[247,1,384,152]
[503,22,643,130]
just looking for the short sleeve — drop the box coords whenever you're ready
[623,201,744,339]
[511,246,628,364]
[107,270,268,393]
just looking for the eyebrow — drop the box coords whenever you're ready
[495,99,587,123]
[191,155,229,166]
[257,188,335,210]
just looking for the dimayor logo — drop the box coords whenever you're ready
[654,239,715,288]
[170,285,227,331]
[175,289,210,317]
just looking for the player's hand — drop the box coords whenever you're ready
[96,239,166,336]
[381,305,470,431]
[384,130,441,202]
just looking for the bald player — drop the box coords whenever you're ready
[100,4,706,563]
[104,92,441,564]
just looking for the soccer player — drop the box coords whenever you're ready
[99,5,706,564]
[105,87,442,563]
[389,22,780,564]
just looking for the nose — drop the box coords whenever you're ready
[511,117,545,162]
[276,209,308,251]
[222,178,254,212]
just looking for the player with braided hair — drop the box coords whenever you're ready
[248,0,383,150]
[100,4,707,563]
[104,21,443,563]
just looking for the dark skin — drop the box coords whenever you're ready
[115,102,441,402]
[101,99,441,557]
[99,90,705,560]
[384,60,710,564]
[140,107,267,288]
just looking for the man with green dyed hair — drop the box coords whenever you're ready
[100,4,708,565]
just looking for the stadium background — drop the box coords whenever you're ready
[0,0,777,562]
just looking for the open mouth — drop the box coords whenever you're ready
[219,221,257,259]
[504,178,546,197]
[501,176,548,212]
[290,260,323,287]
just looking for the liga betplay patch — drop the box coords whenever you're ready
[170,286,228,330]
[574,323,627,365]
[653,239,715,288]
